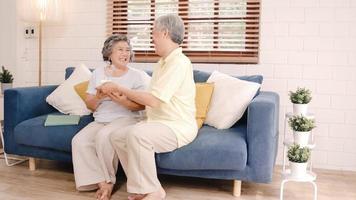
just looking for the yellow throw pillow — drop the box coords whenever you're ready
[195,83,214,129]
[74,81,89,101]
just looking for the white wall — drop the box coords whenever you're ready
[11,0,356,171]
[0,0,17,77]
[0,0,17,120]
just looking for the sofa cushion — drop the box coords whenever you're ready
[156,124,247,170]
[46,64,92,115]
[74,80,89,101]
[205,71,261,129]
[14,112,93,152]
[195,83,214,129]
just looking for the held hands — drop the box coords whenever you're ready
[96,82,127,105]
[96,81,120,95]
[95,89,108,100]
[107,91,127,104]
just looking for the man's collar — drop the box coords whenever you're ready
[158,47,182,67]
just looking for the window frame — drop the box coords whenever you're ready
[107,0,260,64]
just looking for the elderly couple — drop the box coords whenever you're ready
[71,14,198,200]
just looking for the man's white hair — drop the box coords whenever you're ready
[155,14,185,45]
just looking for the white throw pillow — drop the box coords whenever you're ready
[205,71,261,129]
[46,64,92,115]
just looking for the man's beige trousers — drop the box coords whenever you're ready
[110,122,178,194]
[72,117,140,191]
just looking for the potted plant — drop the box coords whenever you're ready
[0,66,14,94]
[289,87,312,115]
[289,115,315,147]
[288,144,311,177]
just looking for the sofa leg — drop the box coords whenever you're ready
[29,157,36,171]
[233,180,241,197]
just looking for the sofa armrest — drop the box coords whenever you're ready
[246,91,279,182]
[4,86,58,129]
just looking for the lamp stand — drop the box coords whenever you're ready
[38,20,42,86]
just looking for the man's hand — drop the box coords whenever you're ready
[108,91,145,111]
[108,91,126,104]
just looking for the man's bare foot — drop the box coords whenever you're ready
[96,182,114,200]
[141,187,166,200]
[128,194,145,200]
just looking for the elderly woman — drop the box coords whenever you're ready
[71,34,148,200]
[100,14,197,200]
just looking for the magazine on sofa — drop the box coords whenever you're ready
[44,115,80,126]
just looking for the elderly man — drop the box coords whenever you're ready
[98,14,197,200]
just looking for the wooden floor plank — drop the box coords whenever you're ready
[0,159,356,200]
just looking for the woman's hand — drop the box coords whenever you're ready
[97,82,121,95]
[96,89,108,100]
[85,94,102,112]
[85,88,112,112]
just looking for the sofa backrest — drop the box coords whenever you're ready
[192,70,263,84]
[65,67,263,85]
[65,67,93,80]
[65,67,74,79]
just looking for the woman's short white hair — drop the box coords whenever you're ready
[155,14,185,45]
[102,34,134,63]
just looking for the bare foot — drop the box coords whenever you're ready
[96,182,114,200]
[128,194,145,200]
[96,188,104,200]
[141,187,166,200]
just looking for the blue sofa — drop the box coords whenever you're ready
[3,67,279,196]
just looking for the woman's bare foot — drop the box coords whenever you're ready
[96,182,114,200]
[141,187,166,200]
[96,188,104,200]
[128,194,145,200]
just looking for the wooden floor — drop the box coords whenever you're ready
[0,159,356,200]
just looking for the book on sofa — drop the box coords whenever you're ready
[44,115,80,126]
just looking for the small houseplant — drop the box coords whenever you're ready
[0,66,14,94]
[288,144,311,177]
[289,115,315,147]
[289,87,312,115]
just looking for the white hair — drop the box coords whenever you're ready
[155,14,185,44]
[102,34,134,62]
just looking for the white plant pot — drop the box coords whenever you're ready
[293,103,308,116]
[1,83,12,94]
[290,161,308,178]
[293,131,310,147]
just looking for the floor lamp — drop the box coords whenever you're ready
[0,0,63,168]
[21,0,63,86]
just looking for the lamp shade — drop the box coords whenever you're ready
[21,0,63,22]
[20,0,63,86]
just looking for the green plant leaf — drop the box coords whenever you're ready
[287,144,311,163]
[289,87,312,104]
[288,115,316,132]
[0,66,14,83]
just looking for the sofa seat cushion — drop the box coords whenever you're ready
[14,112,93,152]
[156,124,247,171]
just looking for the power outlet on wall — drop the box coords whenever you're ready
[24,26,36,39]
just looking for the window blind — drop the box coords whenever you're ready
[107,0,260,63]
